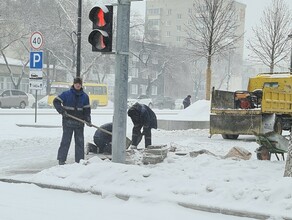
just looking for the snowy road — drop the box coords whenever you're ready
[0,108,291,220]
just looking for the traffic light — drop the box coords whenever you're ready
[88,5,113,52]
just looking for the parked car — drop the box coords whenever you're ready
[127,95,153,108]
[153,96,176,109]
[38,95,51,108]
[0,90,28,108]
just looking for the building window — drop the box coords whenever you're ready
[140,84,147,95]
[177,14,182,19]
[148,19,159,26]
[142,71,148,79]
[167,9,172,15]
[166,31,171,37]
[166,20,171,26]
[131,84,138,95]
[176,36,181,42]
[177,25,181,31]
[151,86,157,95]
[147,8,160,15]
[132,68,139,78]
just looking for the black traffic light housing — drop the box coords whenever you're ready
[88,5,113,52]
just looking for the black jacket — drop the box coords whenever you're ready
[128,103,157,129]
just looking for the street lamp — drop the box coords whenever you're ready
[289,34,292,73]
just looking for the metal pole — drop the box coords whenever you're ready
[35,90,37,123]
[76,0,82,77]
[112,0,131,163]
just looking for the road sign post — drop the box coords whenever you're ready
[29,32,44,123]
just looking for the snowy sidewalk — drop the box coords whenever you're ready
[2,148,292,220]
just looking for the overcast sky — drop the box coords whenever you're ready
[131,0,292,58]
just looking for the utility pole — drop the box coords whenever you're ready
[76,0,82,77]
[112,0,131,163]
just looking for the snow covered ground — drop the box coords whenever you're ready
[0,101,291,220]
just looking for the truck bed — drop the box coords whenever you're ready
[210,88,275,136]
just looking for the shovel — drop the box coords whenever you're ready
[65,113,132,149]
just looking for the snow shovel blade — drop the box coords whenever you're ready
[66,113,132,148]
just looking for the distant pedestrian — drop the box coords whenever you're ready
[183,95,191,109]
[53,77,91,165]
[127,102,157,149]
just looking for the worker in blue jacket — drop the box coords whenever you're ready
[53,77,91,165]
[127,102,157,149]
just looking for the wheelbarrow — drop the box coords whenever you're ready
[254,131,288,160]
[66,113,132,149]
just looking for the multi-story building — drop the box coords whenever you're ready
[145,0,246,93]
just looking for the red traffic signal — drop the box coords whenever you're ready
[88,6,113,52]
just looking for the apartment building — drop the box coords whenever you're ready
[145,0,246,92]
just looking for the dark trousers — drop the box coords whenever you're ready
[132,124,152,147]
[57,126,84,163]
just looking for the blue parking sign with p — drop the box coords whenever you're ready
[30,51,43,69]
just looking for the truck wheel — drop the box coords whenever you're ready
[274,117,282,135]
[222,134,239,139]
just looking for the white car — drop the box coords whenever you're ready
[128,95,153,108]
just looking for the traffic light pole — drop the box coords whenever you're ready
[112,0,131,163]
[76,0,82,77]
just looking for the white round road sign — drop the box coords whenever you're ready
[30,32,44,50]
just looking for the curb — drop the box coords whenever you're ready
[0,178,291,220]
[16,124,62,128]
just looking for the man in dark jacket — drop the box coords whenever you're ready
[183,95,191,109]
[53,77,91,165]
[127,102,157,149]
[87,123,112,154]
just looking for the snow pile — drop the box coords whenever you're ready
[175,100,210,121]
[13,148,292,218]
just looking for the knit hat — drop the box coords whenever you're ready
[73,77,82,85]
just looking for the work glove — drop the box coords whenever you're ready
[85,121,93,127]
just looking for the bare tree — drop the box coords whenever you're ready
[248,0,291,73]
[185,0,242,100]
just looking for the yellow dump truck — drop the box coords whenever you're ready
[210,72,292,139]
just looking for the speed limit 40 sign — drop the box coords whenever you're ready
[30,31,44,50]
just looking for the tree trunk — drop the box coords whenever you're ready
[284,130,292,177]
[269,63,274,73]
[205,55,212,100]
